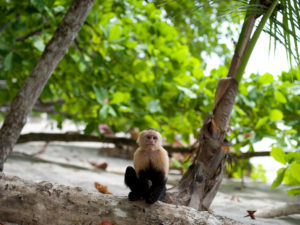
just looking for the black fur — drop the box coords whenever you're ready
[125,166,166,204]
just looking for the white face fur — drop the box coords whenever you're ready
[137,129,162,149]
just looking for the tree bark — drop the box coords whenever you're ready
[164,79,239,210]
[0,173,245,225]
[16,132,194,154]
[0,0,95,171]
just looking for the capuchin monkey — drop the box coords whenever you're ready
[124,128,169,204]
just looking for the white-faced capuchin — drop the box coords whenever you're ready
[124,128,169,204]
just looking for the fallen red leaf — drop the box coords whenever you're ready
[94,182,112,194]
[90,161,108,170]
[100,220,113,225]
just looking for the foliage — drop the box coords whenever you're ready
[228,69,300,194]
[171,156,192,174]
[230,0,300,69]
[0,0,239,143]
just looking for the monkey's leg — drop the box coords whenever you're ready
[124,166,149,201]
[145,172,166,204]
[124,166,137,190]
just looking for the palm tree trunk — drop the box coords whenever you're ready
[164,0,279,210]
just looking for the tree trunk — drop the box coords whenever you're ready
[164,1,267,210]
[0,0,95,171]
[0,173,245,225]
[164,78,239,210]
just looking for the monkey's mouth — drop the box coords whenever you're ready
[147,143,155,146]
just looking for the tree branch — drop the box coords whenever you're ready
[15,25,51,42]
[16,132,271,158]
[17,132,138,145]
[0,173,245,225]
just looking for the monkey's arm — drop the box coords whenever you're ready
[145,170,167,204]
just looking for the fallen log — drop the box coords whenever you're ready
[0,173,244,225]
[256,203,300,218]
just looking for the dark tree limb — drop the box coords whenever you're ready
[15,25,51,42]
[0,0,95,171]
[16,132,271,158]
[17,132,138,146]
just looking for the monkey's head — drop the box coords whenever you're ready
[137,128,162,150]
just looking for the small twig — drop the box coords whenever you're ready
[244,210,256,219]
[16,25,51,42]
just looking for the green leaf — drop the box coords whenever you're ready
[271,168,286,189]
[0,40,10,50]
[177,86,197,99]
[171,158,182,168]
[30,0,46,12]
[285,152,300,164]
[84,122,97,135]
[270,147,286,164]
[289,163,300,183]
[93,52,105,66]
[3,52,13,71]
[109,25,121,41]
[33,39,45,52]
[108,106,117,117]
[275,91,287,103]
[99,105,109,120]
[251,164,267,182]
[258,73,274,84]
[269,109,283,121]
[147,100,162,113]
[286,187,300,196]
[92,85,108,105]
[255,117,268,129]
[110,92,130,104]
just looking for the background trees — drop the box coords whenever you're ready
[0,0,239,140]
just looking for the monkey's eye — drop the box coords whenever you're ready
[146,136,151,139]
[153,136,158,140]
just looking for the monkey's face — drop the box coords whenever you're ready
[137,129,162,150]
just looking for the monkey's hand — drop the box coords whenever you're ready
[145,192,159,204]
[128,191,142,201]
[145,184,166,204]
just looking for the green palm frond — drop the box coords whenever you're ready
[239,0,299,68]
[261,0,299,68]
[220,0,300,81]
